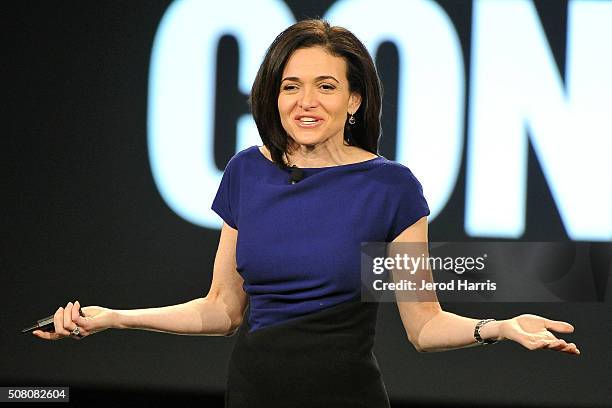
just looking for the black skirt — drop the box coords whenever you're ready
[224,298,391,408]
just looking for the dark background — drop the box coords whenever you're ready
[3,1,610,407]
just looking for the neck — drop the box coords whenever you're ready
[285,138,353,168]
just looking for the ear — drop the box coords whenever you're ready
[348,92,362,115]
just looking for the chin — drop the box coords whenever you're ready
[290,129,340,145]
[289,132,326,146]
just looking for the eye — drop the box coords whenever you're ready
[282,84,298,91]
[320,83,335,90]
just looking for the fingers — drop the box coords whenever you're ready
[64,302,76,333]
[548,340,580,355]
[32,301,86,341]
[544,319,574,334]
[54,306,71,337]
[72,301,90,335]
[72,300,81,321]
[547,339,568,350]
[32,329,61,341]
[528,337,580,355]
[65,301,88,339]
[564,343,580,355]
[516,331,549,350]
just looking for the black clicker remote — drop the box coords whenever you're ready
[22,308,86,333]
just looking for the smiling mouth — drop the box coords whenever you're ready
[295,118,323,128]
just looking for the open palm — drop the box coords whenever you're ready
[501,314,579,355]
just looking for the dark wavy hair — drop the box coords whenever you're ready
[248,19,383,169]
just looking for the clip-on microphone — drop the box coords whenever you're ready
[288,165,305,184]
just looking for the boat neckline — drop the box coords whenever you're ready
[254,145,384,170]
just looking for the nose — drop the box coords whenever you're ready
[298,86,318,109]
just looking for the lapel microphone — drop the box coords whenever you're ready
[288,165,305,184]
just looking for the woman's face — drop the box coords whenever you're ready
[277,46,361,149]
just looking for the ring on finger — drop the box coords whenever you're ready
[70,325,83,338]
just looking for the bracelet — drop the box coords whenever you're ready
[474,319,498,345]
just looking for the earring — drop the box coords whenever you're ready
[348,113,356,125]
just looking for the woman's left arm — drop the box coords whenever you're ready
[392,217,580,355]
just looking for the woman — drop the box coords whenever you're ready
[33,19,579,408]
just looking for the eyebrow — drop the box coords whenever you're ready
[281,75,340,83]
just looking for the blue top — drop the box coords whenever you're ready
[211,145,430,333]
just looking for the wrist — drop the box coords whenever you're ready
[478,319,505,342]
[112,309,127,329]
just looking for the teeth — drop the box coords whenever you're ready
[299,117,318,122]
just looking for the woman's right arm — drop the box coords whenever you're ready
[33,222,248,340]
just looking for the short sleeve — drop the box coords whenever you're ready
[385,166,430,241]
[211,158,238,229]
